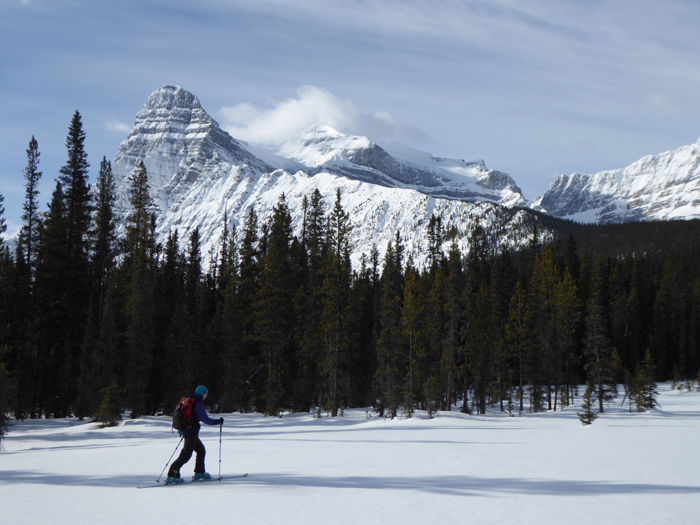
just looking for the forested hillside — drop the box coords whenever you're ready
[1,115,699,434]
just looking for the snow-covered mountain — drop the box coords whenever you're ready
[111,86,545,269]
[266,123,531,208]
[537,139,700,223]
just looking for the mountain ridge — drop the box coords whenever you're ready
[536,138,700,223]
[110,86,545,269]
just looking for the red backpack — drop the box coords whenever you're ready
[172,397,196,431]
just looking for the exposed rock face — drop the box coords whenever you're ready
[112,86,271,221]
[537,139,700,223]
[110,86,546,269]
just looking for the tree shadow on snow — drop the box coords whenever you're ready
[239,473,700,497]
[2,470,700,497]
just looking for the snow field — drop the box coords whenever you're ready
[2,383,699,524]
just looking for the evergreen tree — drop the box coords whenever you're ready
[426,214,443,275]
[400,265,424,417]
[156,230,185,409]
[346,254,378,409]
[528,246,559,412]
[185,227,203,315]
[211,244,245,412]
[58,112,92,369]
[0,192,5,241]
[121,161,159,417]
[583,257,617,412]
[443,239,463,411]
[33,183,71,417]
[77,157,117,418]
[23,114,92,417]
[37,112,92,417]
[462,223,492,412]
[236,208,262,410]
[0,193,11,439]
[467,283,496,414]
[653,255,688,378]
[90,157,117,306]
[3,188,32,420]
[577,381,598,425]
[254,195,296,416]
[216,211,237,293]
[553,268,580,409]
[611,281,644,373]
[318,189,352,416]
[294,190,327,412]
[688,275,700,377]
[59,111,91,257]
[503,281,533,415]
[93,382,123,427]
[375,234,405,418]
[19,136,42,277]
[423,262,448,416]
[564,233,580,282]
[636,349,660,411]
[165,228,204,401]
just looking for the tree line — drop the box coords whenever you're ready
[1,112,700,436]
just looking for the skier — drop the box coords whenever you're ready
[166,385,224,484]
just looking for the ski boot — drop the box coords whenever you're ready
[193,472,212,481]
[165,476,184,485]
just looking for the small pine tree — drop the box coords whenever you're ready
[622,369,641,412]
[424,375,443,419]
[93,382,124,427]
[636,350,659,411]
[578,382,598,425]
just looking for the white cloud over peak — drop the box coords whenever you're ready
[105,119,131,134]
[218,86,426,146]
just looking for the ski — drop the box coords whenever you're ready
[137,473,249,489]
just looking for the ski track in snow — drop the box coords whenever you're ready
[2,383,699,524]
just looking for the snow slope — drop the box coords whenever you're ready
[537,139,700,223]
[2,383,699,525]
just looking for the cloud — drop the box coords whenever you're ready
[645,93,677,115]
[104,119,131,134]
[218,86,426,146]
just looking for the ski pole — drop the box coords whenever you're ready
[218,421,223,482]
[157,436,183,482]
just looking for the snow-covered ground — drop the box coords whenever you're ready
[2,383,699,524]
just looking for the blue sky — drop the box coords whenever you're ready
[2,0,700,236]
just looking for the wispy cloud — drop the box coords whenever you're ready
[646,93,677,115]
[104,119,131,134]
[218,85,426,146]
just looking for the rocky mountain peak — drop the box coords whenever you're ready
[112,86,271,227]
[130,85,210,139]
[536,139,700,223]
[141,85,201,112]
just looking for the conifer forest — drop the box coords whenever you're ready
[2,112,700,432]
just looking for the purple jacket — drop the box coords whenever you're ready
[180,393,220,435]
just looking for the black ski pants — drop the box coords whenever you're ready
[168,433,206,477]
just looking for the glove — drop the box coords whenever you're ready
[219,417,224,426]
